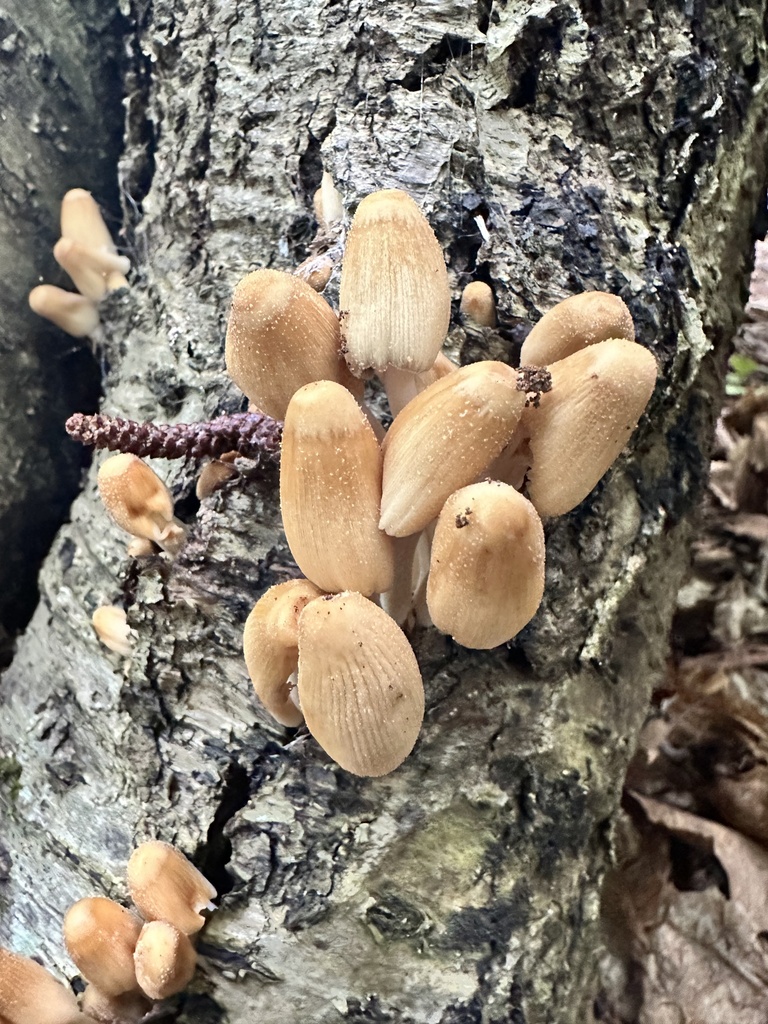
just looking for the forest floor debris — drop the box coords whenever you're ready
[597,240,768,1023]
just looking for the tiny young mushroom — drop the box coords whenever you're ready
[91,605,134,656]
[519,290,634,366]
[280,380,395,596]
[427,482,545,649]
[60,189,120,255]
[522,337,658,517]
[53,238,130,303]
[297,592,425,776]
[126,840,216,936]
[28,285,100,337]
[224,268,362,420]
[97,453,186,555]
[243,578,325,726]
[63,896,144,999]
[133,921,197,1001]
[379,361,529,538]
[63,897,150,1023]
[338,188,451,376]
[0,948,85,1024]
[459,280,497,328]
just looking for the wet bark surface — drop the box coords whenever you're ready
[1,2,768,1022]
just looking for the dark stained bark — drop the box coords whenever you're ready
[1,2,768,1022]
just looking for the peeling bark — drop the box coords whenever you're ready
[2,2,768,1022]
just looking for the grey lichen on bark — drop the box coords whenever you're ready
[1,2,768,1022]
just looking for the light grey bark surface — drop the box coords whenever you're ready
[1,2,768,1022]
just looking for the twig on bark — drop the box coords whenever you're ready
[66,411,282,461]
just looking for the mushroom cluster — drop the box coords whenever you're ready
[29,189,129,337]
[0,840,215,1023]
[232,186,658,777]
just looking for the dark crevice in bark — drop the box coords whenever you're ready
[0,3,128,643]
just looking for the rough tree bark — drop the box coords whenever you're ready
[1,2,768,1022]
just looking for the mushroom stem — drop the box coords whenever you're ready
[80,986,150,1024]
[379,532,422,625]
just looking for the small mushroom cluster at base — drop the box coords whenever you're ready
[231,186,657,777]
[0,841,216,1024]
[29,190,129,337]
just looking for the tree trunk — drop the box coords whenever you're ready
[1,2,767,1022]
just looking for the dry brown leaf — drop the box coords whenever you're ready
[631,794,768,932]
[639,887,768,1024]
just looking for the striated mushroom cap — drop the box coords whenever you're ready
[63,897,142,997]
[133,921,197,1000]
[224,268,361,420]
[380,361,527,537]
[28,285,99,337]
[339,189,450,376]
[97,454,185,555]
[0,948,82,1024]
[127,841,216,936]
[427,482,545,649]
[243,579,325,727]
[525,338,657,517]
[297,592,424,776]
[280,381,395,595]
[519,291,634,367]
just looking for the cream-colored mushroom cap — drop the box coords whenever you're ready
[28,285,99,337]
[92,605,133,656]
[244,579,325,726]
[280,381,395,595]
[133,921,197,1000]
[0,948,82,1024]
[339,189,450,376]
[427,482,545,649]
[460,281,496,328]
[127,840,216,935]
[224,268,361,420]
[63,897,142,997]
[53,238,130,302]
[60,188,116,252]
[97,453,185,554]
[380,361,527,537]
[525,338,657,517]
[519,291,634,366]
[297,592,424,776]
